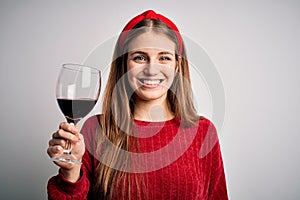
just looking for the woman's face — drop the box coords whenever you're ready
[126,31,177,103]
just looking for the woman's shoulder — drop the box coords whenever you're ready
[82,114,102,128]
[81,114,102,138]
[196,116,218,135]
[185,116,218,145]
[80,115,102,150]
[196,116,220,157]
[197,116,216,129]
[181,115,215,130]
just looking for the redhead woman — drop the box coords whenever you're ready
[47,10,228,200]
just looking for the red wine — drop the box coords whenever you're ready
[57,98,97,124]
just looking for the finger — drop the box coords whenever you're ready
[52,129,79,143]
[48,138,67,147]
[47,145,64,157]
[59,122,79,134]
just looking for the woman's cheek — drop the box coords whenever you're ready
[126,71,137,90]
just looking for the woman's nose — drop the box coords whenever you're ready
[143,64,160,76]
[143,59,159,75]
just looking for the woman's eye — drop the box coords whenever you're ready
[133,56,146,62]
[160,56,171,61]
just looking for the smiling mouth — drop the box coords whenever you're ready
[138,79,164,86]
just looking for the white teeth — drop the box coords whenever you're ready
[142,79,160,85]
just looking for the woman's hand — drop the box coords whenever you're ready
[47,122,85,182]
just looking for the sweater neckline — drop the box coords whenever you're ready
[133,117,179,127]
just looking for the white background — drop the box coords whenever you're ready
[0,0,299,199]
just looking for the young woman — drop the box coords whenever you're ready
[47,10,228,200]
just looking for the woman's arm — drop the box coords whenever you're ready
[47,116,99,199]
[47,156,91,200]
[199,118,229,200]
[207,140,229,200]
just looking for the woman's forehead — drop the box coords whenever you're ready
[127,31,176,53]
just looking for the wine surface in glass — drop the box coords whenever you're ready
[57,98,97,124]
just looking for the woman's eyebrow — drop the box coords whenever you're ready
[129,51,146,56]
[129,50,174,56]
[158,51,174,56]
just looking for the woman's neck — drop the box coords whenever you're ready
[133,98,174,122]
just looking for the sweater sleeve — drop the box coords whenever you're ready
[47,163,90,200]
[207,140,228,200]
[47,116,99,200]
[203,121,228,200]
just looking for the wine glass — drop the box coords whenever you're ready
[51,63,101,164]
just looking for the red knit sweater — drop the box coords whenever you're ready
[47,116,228,200]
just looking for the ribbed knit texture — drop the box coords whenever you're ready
[47,116,228,200]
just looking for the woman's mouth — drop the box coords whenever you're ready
[138,78,164,88]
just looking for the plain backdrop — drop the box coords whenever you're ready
[0,0,299,199]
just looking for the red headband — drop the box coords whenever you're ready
[119,10,183,54]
